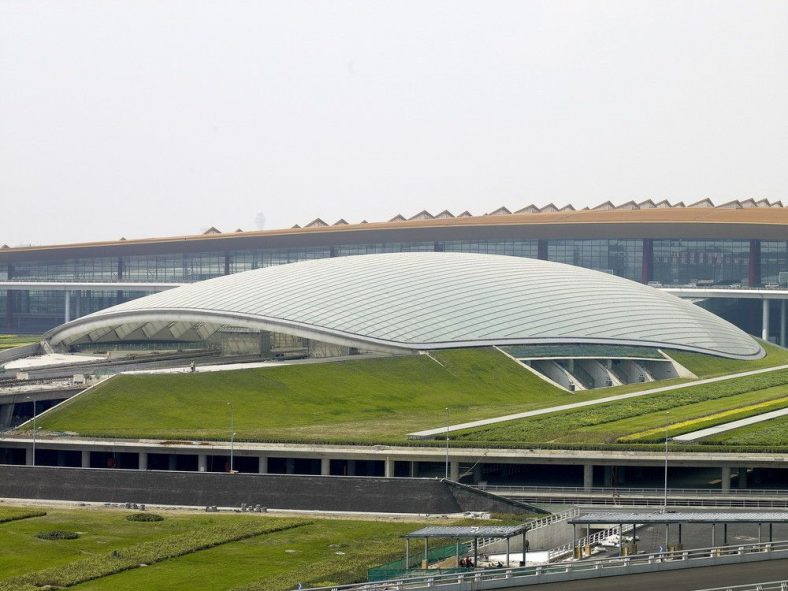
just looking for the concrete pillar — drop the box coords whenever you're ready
[25,447,33,466]
[738,467,748,489]
[583,464,594,490]
[64,291,71,323]
[138,452,147,470]
[81,450,91,468]
[762,300,770,342]
[0,404,13,428]
[721,466,731,492]
[449,461,460,482]
[472,464,482,484]
[168,454,177,471]
[258,456,268,474]
[781,300,786,347]
[321,457,331,476]
[285,458,295,475]
[347,460,356,477]
[603,466,613,487]
[198,454,207,472]
[384,458,394,478]
[410,461,416,478]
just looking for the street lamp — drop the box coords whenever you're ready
[663,411,670,512]
[26,396,36,467]
[227,402,235,473]
[444,407,450,480]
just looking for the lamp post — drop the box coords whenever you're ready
[444,407,450,480]
[227,402,235,473]
[663,411,670,512]
[26,396,36,466]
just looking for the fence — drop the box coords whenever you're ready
[320,539,788,591]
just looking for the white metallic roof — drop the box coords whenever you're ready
[45,252,763,359]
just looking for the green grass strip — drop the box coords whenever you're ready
[0,509,47,524]
[0,519,309,591]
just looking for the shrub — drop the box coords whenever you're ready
[126,513,164,522]
[36,530,79,540]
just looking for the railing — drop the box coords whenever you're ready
[691,583,788,591]
[307,540,788,591]
[547,523,634,562]
[473,484,788,497]
[476,507,579,549]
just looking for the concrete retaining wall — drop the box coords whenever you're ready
[0,466,526,514]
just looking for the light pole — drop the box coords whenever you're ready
[227,402,235,473]
[26,396,36,466]
[444,407,450,480]
[663,411,670,513]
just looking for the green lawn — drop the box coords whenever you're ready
[0,335,39,352]
[0,505,461,591]
[668,340,788,378]
[31,348,626,443]
[452,369,788,445]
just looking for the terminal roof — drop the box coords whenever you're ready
[570,512,788,525]
[404,525,529,539]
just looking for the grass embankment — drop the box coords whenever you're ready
[0,506,457,591]
[33,348,617,443]
[701,414,788,446]
[452,369,788,445]
[668,340,788,378]
[0,335,39,352]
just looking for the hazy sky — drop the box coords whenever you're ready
[1,1,787,246]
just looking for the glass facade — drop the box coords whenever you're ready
[442,240,538,258]
[1,235,785,334]
[652,240,750,285]
[547,240,642,280]
[761,241,788,285]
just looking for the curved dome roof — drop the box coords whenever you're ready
[45,252,763,359]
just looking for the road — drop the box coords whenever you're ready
[512,558,788,590]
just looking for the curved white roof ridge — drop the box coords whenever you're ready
[45,252,763,360]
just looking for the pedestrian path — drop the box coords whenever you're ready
[407,363,788,439]
[673,406,788,442]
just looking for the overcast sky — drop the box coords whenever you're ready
[1,1,787,246]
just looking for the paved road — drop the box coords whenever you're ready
[511,558,788,590]
[409,362,788,438]
[675,406,788,442]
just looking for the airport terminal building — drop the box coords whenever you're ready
[1,200,787,340]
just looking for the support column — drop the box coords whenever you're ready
[583,464,593,491]
[168,454,177,471]
[346,460,356,476]
[449,461,459,481]
[138,452,147,470]
[198,454,207,472]
[321,457,331,476]
[721,466,731,492]
[258,456,268,474]
[384,458,394,478]
[738,467,748,489]
[25,447,33,466]
[64,291,71,323]
[762,300,770,342]
[781,300,786,347]
[285,458,295,475]
[603,466,613,487]
[0,404,13,428]
[81,450,90,468]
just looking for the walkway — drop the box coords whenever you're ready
[674,407,788,442]
[408,364,788,439]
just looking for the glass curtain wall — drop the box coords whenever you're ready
[652,240,749,285]
[546,240,642,280]
[761,241,788,285]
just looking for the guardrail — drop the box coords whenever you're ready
[547,523,634,562]
[306,540,788,591]
[473,484,788,497]
[691,582,788,591]
[475,507,579,550]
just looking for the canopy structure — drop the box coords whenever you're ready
[44,252,763,360]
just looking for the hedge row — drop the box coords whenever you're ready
[0,510,46,525]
